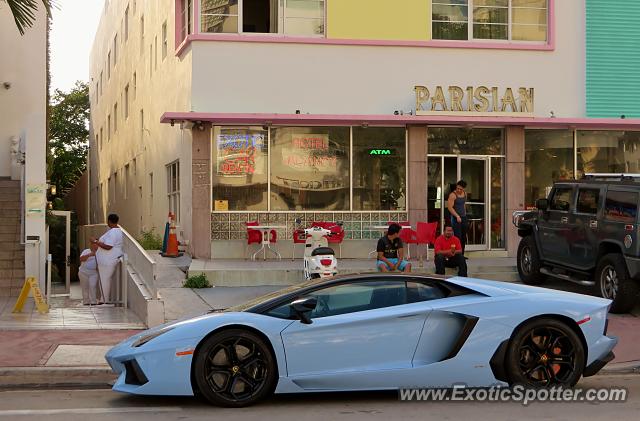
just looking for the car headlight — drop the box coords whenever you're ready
[132,327,175,347]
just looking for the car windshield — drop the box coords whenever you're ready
[223,278,328,312]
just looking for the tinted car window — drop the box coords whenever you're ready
[550,187,573,211]
[576,188,600,215]
[604,191,639,223]
[407,281,447,303]
[265,281,407,319]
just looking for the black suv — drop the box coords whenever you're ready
[514,174,640,313]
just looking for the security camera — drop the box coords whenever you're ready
[2,82,11,90]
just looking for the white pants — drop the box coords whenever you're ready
[78,270,99,304]
[97,262,118,303]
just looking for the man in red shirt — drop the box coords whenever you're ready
[434,225,468,276]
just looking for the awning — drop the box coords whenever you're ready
[160,112,640,130]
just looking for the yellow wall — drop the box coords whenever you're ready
[327,0,430,41]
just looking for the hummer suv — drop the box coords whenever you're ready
[513,174,640,313]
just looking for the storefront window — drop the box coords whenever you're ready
[525,129,574,208]
[212,126,268,210]
[353,127,407,211]
[577,131,640,177]
[270,127,350,211]
[428,127,504,155]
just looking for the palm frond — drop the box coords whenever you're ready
[3,0,56,35]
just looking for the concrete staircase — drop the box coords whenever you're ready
[0,178,24,297]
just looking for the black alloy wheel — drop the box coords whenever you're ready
[194,329,277,407]
[506,318,584,387]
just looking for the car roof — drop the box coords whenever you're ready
[229,273,452,314]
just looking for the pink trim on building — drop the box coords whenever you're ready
[176,33,553,55]
[160,112,640,130]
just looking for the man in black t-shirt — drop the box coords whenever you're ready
[376,223,411,272]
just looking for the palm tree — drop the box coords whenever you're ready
[2,0,54,35]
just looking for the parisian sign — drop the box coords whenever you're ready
[414,85,534,116]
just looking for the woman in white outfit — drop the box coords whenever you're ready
[91,213,124,304]
[78,242,100,305]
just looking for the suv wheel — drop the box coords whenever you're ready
[595,253,639,314]
[517,236,545,285]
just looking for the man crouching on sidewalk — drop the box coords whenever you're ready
[434,225,467,277]
[376,223,411,272]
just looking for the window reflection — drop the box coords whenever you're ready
[353,127,406,211]
[525,129,574,208]
[428,127,503,155]
[212,126,268,210]
[270,127,350,211]
[577,131,640,176]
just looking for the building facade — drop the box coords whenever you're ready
[0,6,48,295]
[89,0,640,262]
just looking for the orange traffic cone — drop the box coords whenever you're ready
[164,213,180,257]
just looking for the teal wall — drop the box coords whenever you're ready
[586,0,640,118]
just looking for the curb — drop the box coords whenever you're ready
[600,361,640,375]
[0,367,116,389]
[0,360,637,390]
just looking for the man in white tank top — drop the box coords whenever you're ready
[90,213,123,304]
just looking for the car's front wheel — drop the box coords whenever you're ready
[505,318,585,388]
[595,253,639,314]
[517,236,545,285]
[193,329,277,407]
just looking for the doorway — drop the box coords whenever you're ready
[427,156,492,251]
[48,210,71,297]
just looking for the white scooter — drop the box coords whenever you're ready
[295,219,343,280]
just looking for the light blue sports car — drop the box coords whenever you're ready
[105,274,618,407]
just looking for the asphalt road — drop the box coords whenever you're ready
[0,374,638,421]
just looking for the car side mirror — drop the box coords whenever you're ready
[290,296,317,325]
[536,198,549,211]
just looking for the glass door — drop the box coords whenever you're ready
[458,157,489,251]
[49,211,71,297]
[427,156,490,250]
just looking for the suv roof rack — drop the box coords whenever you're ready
[582,173,640,182]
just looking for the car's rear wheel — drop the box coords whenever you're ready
[595,253,639,314]
[505,318,584,388]
[517,236,545,285]
[193,329,277,407]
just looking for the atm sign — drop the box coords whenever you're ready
[369,149,394,156]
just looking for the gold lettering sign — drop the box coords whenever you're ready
[414,85,534,116]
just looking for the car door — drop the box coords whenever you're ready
[570,186,603,269]
[276,279,431,387]
[538,185,575,263]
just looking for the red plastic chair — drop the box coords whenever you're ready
[311,221,345,258]
[245,221,276,259]
[416,221,438,262]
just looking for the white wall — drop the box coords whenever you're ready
[0,5,48,286]
[191,1,585,119]
[89,0,193,245]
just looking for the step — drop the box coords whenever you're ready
[0,225,18,233]
[0,187,20,195]
[0,202,20,210]
[0,180,20,188]
[0,217,20,225]
[0,233,20,242]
